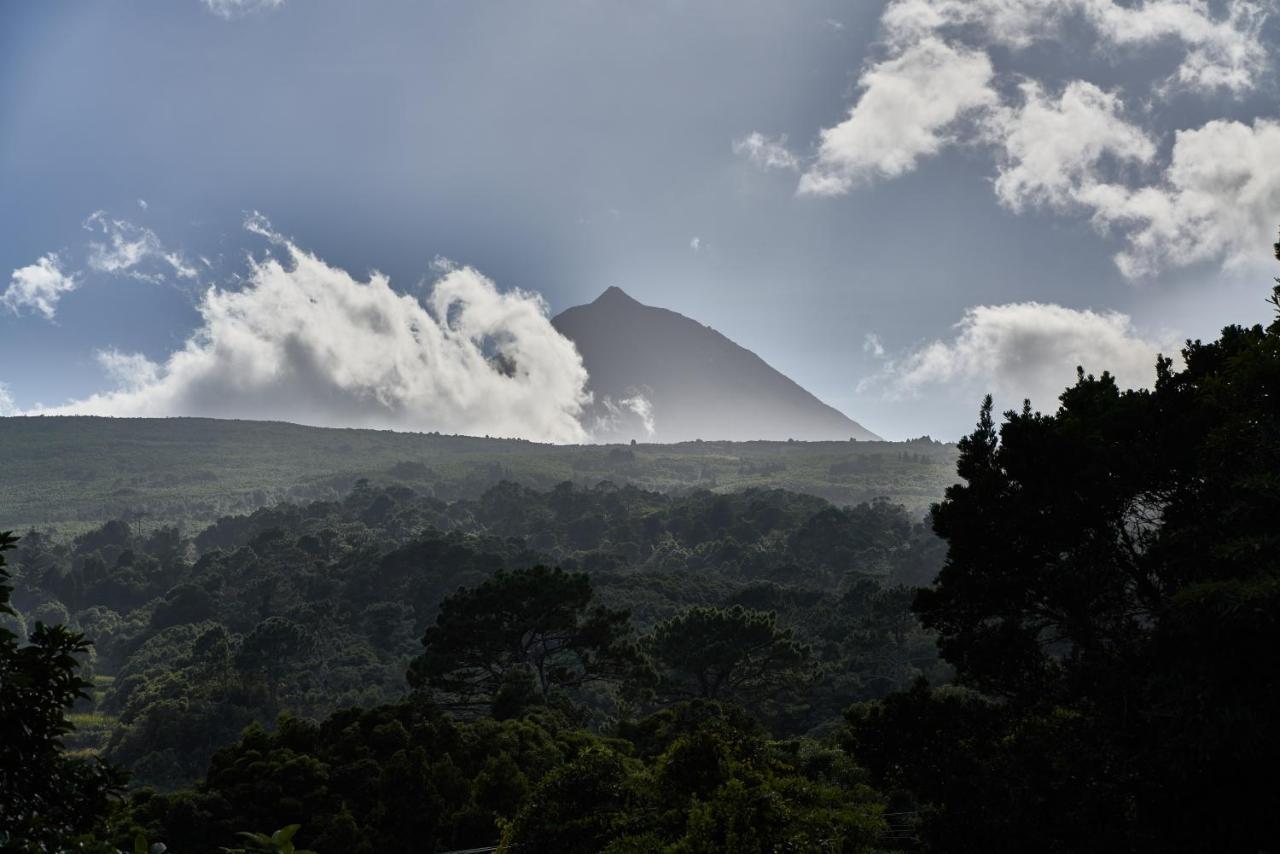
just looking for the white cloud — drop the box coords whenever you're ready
[988,80,1156,212]
[878,0,1271,94]
[798,38,997,195]
[137,199,148,210]
[2,254,79,320]
[863,332,886,358]
[84,212,198,283]
[777,0,1277,276]
[733,132,801,171]
[883,301,1177,409]
[1088,118,1280,277]
[591,392,657,441]
[202,0,284,20]
[39,227,591,443]
[96,349,162,391]
[689,236,701,251]
[1082,0,1271,95]
[0,383,16,417]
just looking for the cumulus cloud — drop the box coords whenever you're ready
[40,225,591,443]
[2,254,79,320]
[0,383,16,417]
[733,132,800,171]
[798,38,996,195]
[84,212,198,283]
[988,80,1156,212]
[878,0,1270,94]
[777,0,1277,276]
[881,301,1176,409]
[1084,0,1271,95]
[202,0,284,20]
[1089,119,1280,276]
[690,236,702,251]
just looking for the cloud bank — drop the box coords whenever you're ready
[3,254,79,320]
[873,301,1177,410]
[743,0,1279,277]
[39,226,592,443]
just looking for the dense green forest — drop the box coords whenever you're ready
[5,481,943,792]
[2,269,1278,852]
[0,418,956,533]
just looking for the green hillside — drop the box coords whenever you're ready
[0,416,957,532]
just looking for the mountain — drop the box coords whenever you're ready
[552,287,880,442]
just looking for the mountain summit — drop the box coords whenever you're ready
[553,288,880,442]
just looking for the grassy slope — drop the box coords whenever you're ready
[0,416,958,532]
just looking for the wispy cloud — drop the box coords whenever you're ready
[863,332,886,359]
[2,253,79,321]
[733,132,801,172]
[84,212,198,283]
[201,0,284,20]
[0,382,17,417]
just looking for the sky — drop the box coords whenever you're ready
[3,0,1279,441]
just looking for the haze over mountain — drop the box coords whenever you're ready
[554,287,880,443]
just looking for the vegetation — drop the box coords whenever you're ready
[0,531,124,851]
[0,417,957,532]
[847,275,1280,851]
[3,244,1278,852]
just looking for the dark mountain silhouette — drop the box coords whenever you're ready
[552,287,880,442]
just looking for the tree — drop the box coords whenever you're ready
[406,566,637,710]
[236,617,313,708]
[0,531,124,850]
[902,267,1280,850]
[643,606,814,707]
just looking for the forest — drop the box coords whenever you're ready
[2,272,1278,852]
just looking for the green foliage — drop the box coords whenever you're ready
[222,825,315,854]
[855,274,1280,851]
[502,703,888,853]
[642,605,815,708]
[407,566,639,711]
[0,479,937,789]
[121,702,607,853]
[0,531,125,851]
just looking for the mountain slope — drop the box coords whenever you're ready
[553,287,880,442]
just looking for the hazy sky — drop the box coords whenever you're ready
[3,0,1279,440]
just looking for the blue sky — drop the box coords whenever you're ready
[3,0,1278,440]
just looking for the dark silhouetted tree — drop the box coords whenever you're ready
[406,566,637,709]
[643,605,814,707]
[0,531,124,850]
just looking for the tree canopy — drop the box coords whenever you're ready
[0,531,123,851]
[643,605,815,707]
[407,565,639,711]
[869,274,1280,851]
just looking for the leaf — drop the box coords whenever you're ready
[272,824,300,844]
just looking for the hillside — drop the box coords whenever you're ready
[553,287,880,442]
[0,416,954,532]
